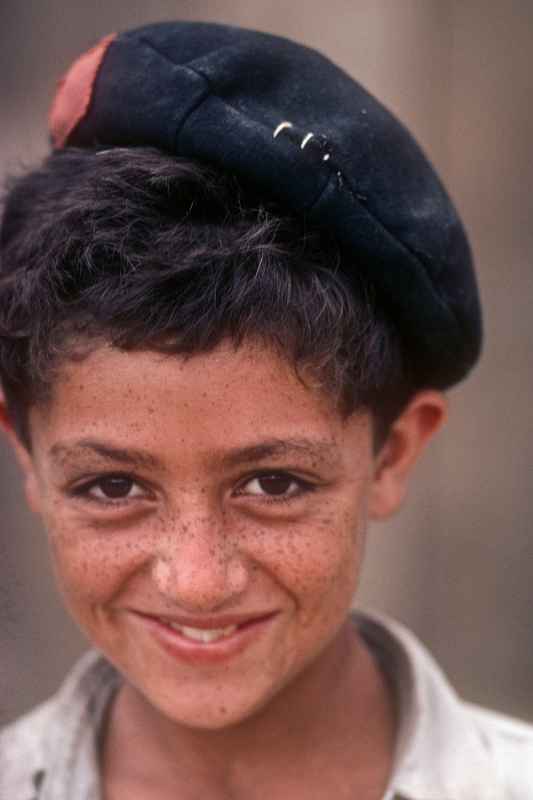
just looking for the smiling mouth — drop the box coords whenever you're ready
[161,621,239,644]
[136,611,276,646]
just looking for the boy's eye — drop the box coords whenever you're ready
[85,476,144,501]
[240,474,306,498]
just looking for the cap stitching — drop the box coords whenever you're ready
[89,33,462,344]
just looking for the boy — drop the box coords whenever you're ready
[1,20,531,800]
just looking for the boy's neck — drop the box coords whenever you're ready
[100,618,397,800]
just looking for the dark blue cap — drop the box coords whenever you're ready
[49,21,482,388]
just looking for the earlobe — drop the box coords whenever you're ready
[0,391,29,464]
[0,393,42,514]
[369,390,447,520]
[0,392,12,435]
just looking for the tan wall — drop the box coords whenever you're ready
[1,0,532,724]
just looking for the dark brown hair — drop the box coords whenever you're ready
[0,147,414,446]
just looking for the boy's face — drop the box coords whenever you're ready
[3,340,444,729]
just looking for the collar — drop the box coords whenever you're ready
[39,652,119,800]
[355,611,502,800]
[18,612,504,800]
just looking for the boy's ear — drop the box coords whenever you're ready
[0,391,42,513]
[369,390,447,520]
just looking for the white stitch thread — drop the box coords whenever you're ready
[273,121,294,138]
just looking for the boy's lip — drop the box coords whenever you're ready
[132,610,278,629]
[131,609,280,663]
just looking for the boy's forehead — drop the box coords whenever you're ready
[29,342,372,468]
[48,20,482,392]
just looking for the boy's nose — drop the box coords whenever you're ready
[151,512,250,613]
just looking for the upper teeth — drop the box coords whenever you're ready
[163,622,238,643]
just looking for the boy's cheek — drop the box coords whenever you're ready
[45,518,137,606]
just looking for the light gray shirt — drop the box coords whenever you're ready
[1,611,532,799]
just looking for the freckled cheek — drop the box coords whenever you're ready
[241,509,364,604]
[44,516,149,612]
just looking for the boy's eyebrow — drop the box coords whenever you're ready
[219,438,339,467]
[49,440,160,469]
[49,437,339,470]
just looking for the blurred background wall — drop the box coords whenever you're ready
[1,0,532,724]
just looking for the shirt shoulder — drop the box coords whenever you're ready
[0,698,56,796]
[465,703,533,797]
[355,610,533,800]
[0,651,119,799]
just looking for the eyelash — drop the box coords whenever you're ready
[68,470,316,507]
[234,472,316,504]
[69,473,151,507]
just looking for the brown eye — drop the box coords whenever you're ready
[71,474,151,506]
[257,475,295,496]
[89,476,138,500]
[240,473,305,498]
[106,477,133,497]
